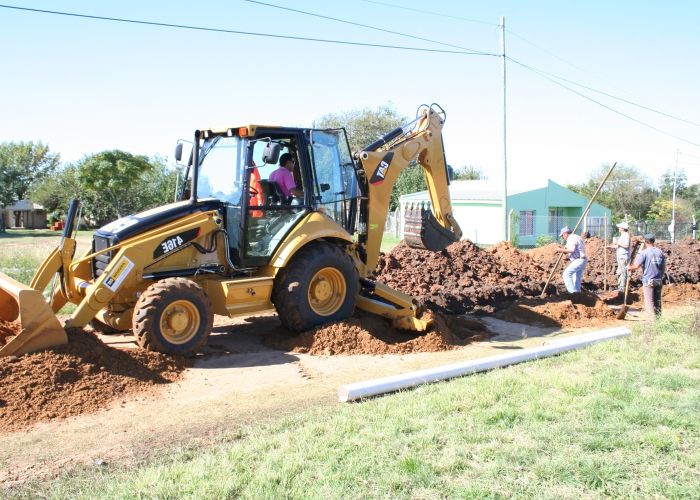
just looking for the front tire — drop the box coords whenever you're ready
[132,277,213,356]
[272,242,359,333]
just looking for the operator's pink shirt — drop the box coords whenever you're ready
[269,167,297,197]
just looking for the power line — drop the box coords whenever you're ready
[356,0,496,26]
[0,3,482,55]
[508,57,700,149]
[351,0,700,131]
[244,0,497,56]
[510,60,700,127]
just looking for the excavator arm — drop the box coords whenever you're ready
[352,104,462,331]
[355,103,462,274]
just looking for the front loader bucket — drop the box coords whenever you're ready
[0,272,67,357]
[404,204,459,251]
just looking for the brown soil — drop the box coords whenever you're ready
[0,329,187,434]
[0,319,20,347]
[264,311,489,355]
[493,293,617,328]
[376,237,700,314]
[529,237,700,291]
[375,240,547,314]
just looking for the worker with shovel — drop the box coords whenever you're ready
[627,234,666,320]
[556,225,588,294]
[608,222,631,295]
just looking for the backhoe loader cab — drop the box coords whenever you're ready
[183,126,362,269]
[0,103,462,357]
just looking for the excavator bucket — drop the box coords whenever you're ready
[0,271,67,357]
[403,204,459,251]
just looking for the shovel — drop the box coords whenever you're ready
[616,241,642,320]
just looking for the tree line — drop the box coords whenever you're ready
[566,164,699,224]
[3,105,695,230]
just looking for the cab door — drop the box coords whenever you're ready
[239,129,309,267]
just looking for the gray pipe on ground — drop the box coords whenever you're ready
[338,326,631,402]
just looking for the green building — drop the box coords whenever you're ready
[507,179,611,247]
[398,179,612,247]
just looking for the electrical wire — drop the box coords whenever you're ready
[508,59,700,127]
[351,1,700,133]
[508,56,700,149]
[244,0,496,56]
[356,0,497,26]
[0,3,481,55]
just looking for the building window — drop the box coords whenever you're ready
[548,208,564,234]
[519,210,534,236]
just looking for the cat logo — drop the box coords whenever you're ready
[104,256,135,292]
[369,152,394,185]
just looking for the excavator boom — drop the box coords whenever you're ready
[356,103,462,273]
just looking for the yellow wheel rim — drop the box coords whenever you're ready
[160,300,200,345]
[308,267,346,316]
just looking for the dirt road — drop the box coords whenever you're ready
[0,306,654,487]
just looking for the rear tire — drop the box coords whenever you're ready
[272,242,358,333]
[132,277,213,356]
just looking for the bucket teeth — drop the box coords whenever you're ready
[404,205,458,251]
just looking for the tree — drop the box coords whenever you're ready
[658,168,688,199]
[646,198,695,222]
[316,104,417,209]
[453,165,486,181]
[0,141,60,206]
[567,163,656,221]
[31,151,180,227]
[314,104,406,154]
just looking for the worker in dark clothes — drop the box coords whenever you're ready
[627,234,666,319]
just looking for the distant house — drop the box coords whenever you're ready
[397,179,611,247]
[1,200,48,229]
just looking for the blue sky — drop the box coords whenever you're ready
[1,0,699,192]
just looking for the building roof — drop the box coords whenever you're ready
[2,199,45,211]
[399,180,503,203]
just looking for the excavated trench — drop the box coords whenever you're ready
[1,237,698,432]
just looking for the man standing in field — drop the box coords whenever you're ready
[628,234,666,319]
[608,222,631,294]
[556,226,588,294]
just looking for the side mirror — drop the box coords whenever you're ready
[262,142,281,165]
[320,183,331,192]
[175,140,193,166]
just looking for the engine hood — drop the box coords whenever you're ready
[95,200,222,244]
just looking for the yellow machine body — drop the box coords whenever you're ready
[0,104,461,356]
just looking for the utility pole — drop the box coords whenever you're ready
[500,16,508,242]
[670,149,678,243]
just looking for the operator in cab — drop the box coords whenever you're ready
[270,153,303,199]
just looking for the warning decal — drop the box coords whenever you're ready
[104,256,135,292]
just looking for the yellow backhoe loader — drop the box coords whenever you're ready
[0,103,462,356]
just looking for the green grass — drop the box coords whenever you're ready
[380,233,402,253]
[10,314,700,499]
[0,230,91,313]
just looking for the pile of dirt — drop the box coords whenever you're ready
[265,311,489,355]
[493,293,617,328]
[0,329,187,434]
[529,237,700,291]
[375,240,548,314]
[375,238,700,315]
[0,319,20,347]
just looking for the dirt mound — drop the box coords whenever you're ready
[494,294,617,328]
[660,283,700,305]
[528,237,700,291]
[265,311,488,355]
[375,240,547,314]
[0,319,20,346]
[0,329,187,434]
